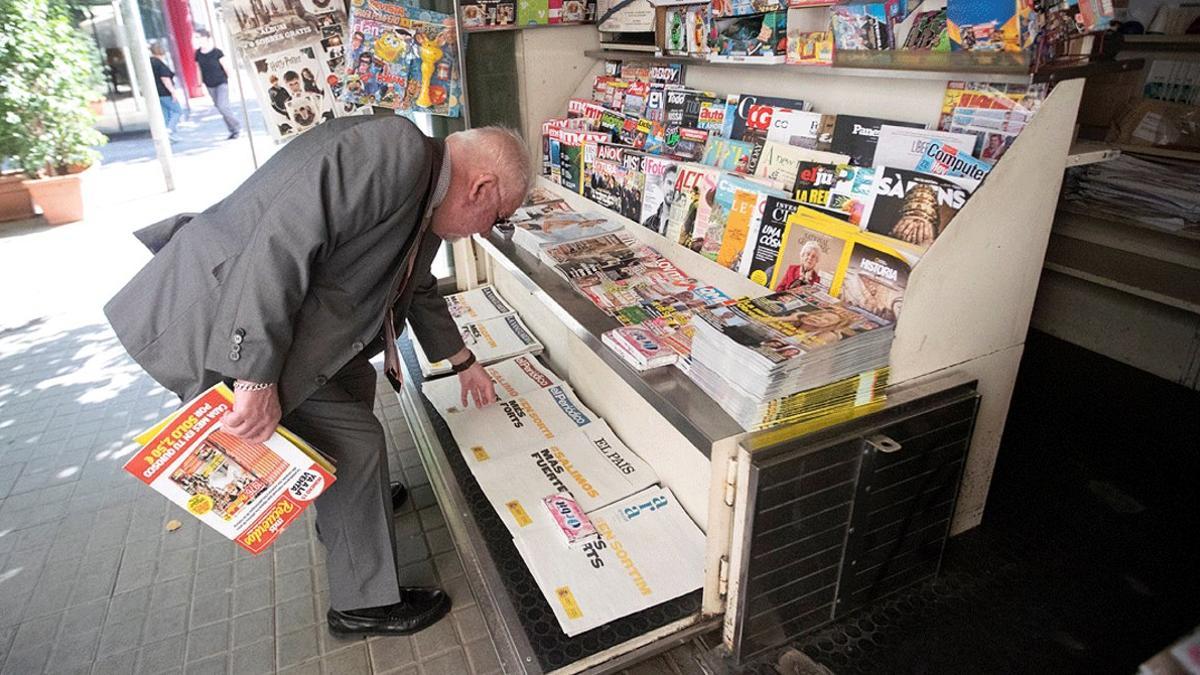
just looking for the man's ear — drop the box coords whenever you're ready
[469,173,499,202]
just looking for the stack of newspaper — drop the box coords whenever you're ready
[688,289,894,429]
[1064,154,1200,232]
[412,285,544,377]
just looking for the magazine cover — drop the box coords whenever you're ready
[755,142,847,188]
[513,486,706,637]
[709,12,788,62]
[511,210,621,256]
[126,384,334,555]
[703,137,756,173]
[946,0,1020,52]
[763,110,837,150]
[786,30,834,65]
[792,160,842,216]
[665,163,717,247]
[724,93,808,140]
[913,139,992,189]
[460,0,517,29]
[936,80,1040,131]
[839,242,911,322]
[413,313,544,377]
[445,285,515,324]
[768,210,856,293]
[251,46,336,141]
[863,166,969,248]
[826,164,877,224]
[344,0,462,116]
[421,354,560,413]
[830,114,924,167]
[443,383,598,465]
[743,195,800,285]
[224,0,346,60]
[711,0,784,17]
[469,420,658,536]
[589,158,629,216]
[830,3,892,51]
[639,156,680,235]
[871,125,978,171]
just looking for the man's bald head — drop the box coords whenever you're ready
[432,126,532,241]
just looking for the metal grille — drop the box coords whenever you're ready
[733,384,979,664]
[399,337,701,673]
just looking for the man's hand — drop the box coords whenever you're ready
[458,363,496,409]
[224,383,282,443]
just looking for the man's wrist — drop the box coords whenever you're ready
[233,380,275,392]
[447,347,472,367]
[451,351,477,374]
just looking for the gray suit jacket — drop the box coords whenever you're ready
[105,115,465,414]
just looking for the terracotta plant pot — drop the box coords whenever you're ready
[0,173,38,223]
[23,169,87,226]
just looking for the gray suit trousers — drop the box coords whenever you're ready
[282,352,399,611]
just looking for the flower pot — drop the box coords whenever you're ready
[23,170,86,225]
[0,174,38,223]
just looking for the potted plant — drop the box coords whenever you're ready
[0,0,107,225]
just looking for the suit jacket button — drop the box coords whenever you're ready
[315,375,328,386]
[229,351,241,361]
[232,334,244,345]
[352,341,364,351]
[234,328,246,338]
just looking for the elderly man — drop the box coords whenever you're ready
[105,117,531,636]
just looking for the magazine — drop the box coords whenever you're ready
[767,209,856,293]
[724,93,807,140]
[344,0,462,116]
[702,138,756,173]
[460,0,517,29]
[795,163,876,224]
[871,125,979,172]
[830,4,892,51]
[603,325,679,369]
[830,115,924,167]
[250,47,337,142]
[862,167,969,248]
[511,210,622,258]
[665,163,721,248]
[742,195,800,285]
[936,81,1042,131]
[763,110,838,151]
[838,242,911,322]
[126,384,335,554]
[513,486,706,637]
[639,156,681,235]
[709,177,787,269]
[421,354,560,413]
[444,285,515,324]
[470,420,658,536]
[709,12,788,63]
[913,140,992,190]
[787,30,834,65]
[754,142,847,188]
[442,383,598,465]
[947,0,1019,52]
[412,313,544,377]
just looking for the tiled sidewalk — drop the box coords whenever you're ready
[0,317,499,675]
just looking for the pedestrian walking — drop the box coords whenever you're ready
[149,43,182,141]
[193,28,242,139]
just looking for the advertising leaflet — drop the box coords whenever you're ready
[421,354,560,414]
[442,383,598,466]
[444,284,514,324]
[413,313,544,377]
[830,115,924,167]
[469,420,659,536]
[513,486,706,637]
[343,0,462,116]
[126,384,335,554]
[862,166,970,249]
[871,125,979,173]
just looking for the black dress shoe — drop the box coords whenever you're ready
[316,482,409,539]
[327,587,451,636]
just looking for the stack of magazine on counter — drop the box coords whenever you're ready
[412,285,544,377]
[413,283,704,636]
[510,201,624,261]
[689,289,894,429]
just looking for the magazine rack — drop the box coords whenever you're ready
[396,25,1090,673]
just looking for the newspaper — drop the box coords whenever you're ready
[421,354,560,414]
[469,420,658,537]
[125,384,335,554]
[442,383,598,466]
[412,313,543,377]
[444,285,515,325]
[513,486,705,636]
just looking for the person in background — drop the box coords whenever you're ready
[149,43,182,141]
[193,28,242,140]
